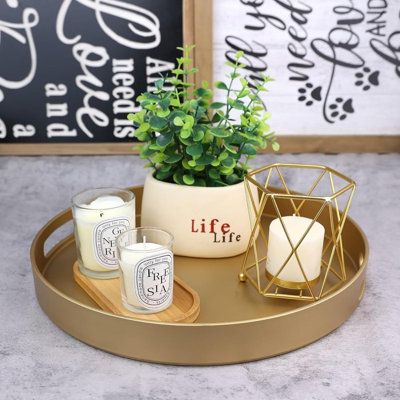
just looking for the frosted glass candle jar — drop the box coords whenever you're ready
[72,188,135,279]
[116,228,174,314]
[266,216,325,289]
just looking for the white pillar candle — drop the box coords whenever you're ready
[72,189,135,279]
[266,216,325,288]
[118,241,174,313]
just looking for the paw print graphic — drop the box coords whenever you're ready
[298,82,322,106]
[328,97,354,121]
[355,67,379,91]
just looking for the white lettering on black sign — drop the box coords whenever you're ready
[0,0,181,142]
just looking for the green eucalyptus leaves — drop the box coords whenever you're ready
[128,45,278,187]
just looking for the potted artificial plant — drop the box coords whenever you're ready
[128,46,278,258]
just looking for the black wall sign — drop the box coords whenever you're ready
[0,0,182,144]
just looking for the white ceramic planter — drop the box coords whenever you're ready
[141,173,258,258]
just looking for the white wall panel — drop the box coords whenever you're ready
[214,0,400,135]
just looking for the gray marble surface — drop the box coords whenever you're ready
[0,153,399,400]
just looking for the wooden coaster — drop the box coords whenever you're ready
[73,262,200,323]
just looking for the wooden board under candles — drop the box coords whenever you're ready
[73,262,201,323]
[0,0,213,155]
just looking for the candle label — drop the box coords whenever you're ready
[93,218,130,268]
[135,251,173,309]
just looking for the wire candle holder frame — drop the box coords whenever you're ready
[239,163,356,302]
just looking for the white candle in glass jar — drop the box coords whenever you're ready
[72,189,135,279]
[118,240,174,314]
[266,216,325,288]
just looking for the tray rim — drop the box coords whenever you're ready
[30,186,369,328]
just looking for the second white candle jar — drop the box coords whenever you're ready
[116,228,174,314]
[239,163,356,302]
[72,188,136,279]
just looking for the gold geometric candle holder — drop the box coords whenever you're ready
[239,163,356,302]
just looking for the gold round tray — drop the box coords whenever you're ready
[30,186,368,365]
